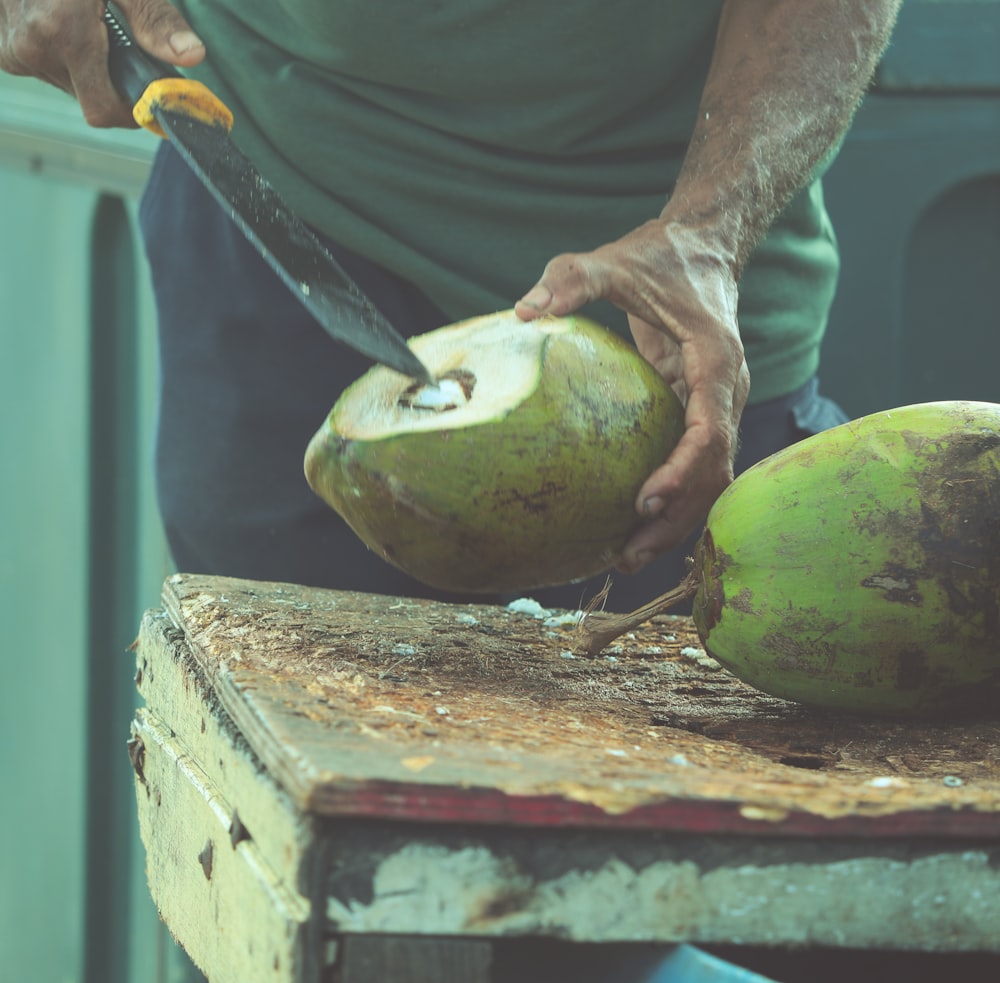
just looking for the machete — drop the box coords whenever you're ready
[103,4,434,385]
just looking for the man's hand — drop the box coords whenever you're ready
[517,0,900,574]
[515,219,750,572]
[0,0,205,127]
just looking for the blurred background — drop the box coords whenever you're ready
[1,1,998,981]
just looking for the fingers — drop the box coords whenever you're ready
[515,220,711,330]
[515,221,750,575]
[0,1,74,87]
[0,0,203,128]
[619,360,750,572]
[617,420,735,573]
[83,0,205,126]
[121,0,204,66]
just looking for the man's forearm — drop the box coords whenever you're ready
[665,0,901,275]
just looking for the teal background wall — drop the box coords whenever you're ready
[0,75,197,982]
[820,0,1000,415]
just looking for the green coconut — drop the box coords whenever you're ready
[304,310,684,593]
[581,401,1000,718]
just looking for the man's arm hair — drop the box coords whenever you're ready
[664,0,902,276]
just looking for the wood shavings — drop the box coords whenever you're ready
[158,574,1000,830]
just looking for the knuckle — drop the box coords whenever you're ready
[80,104,117,129]
[689,418,738,480]
[543,252,585,282]
[2,17,55,71]
[81,95,137,129]
[0,52,24,75]
[537,252,600,314]
[726,329,746,362]
[735,365,751,405]
[128,0,185,36]
[706,428,738,477]
[714,327,746,372]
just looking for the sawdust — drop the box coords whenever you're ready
[159,573,1000,826]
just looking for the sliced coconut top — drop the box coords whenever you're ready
[334,311,573,439]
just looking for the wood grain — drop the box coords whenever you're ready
[132,709,312,983]
[153,573,1000,837]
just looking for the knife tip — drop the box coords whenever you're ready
[403,352,436,388]
[414,365,437,387]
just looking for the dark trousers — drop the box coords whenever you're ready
[140,143,848,612]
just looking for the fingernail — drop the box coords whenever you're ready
[642,496,664,518]
[169,30,204,55]
[618,548,655,574]
[518,285,552,313]
[632,550,656,571]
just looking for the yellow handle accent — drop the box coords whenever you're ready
[133,78,234,138]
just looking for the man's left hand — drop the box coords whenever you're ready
[515,217,750,573]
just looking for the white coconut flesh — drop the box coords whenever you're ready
[400,374,473,412]
[335,312,574,440]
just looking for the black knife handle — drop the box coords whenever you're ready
[104,4,180,107]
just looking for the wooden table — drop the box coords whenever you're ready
[129,574,1000,983]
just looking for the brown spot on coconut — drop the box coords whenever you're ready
[578,400,1000,719]
[304,310,685,593]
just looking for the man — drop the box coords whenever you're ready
[1,1,901,611]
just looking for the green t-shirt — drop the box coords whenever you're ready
[176,0,839,404]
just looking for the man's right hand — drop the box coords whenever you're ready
[0,0,205,127]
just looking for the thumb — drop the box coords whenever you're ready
[514,252,606,321]
[116,0,206,66]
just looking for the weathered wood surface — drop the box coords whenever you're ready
[133,575,1000,963]
[133,612,1000,957]
[132,709,313,983]
[134,611,316,891]
[155,573,1000,837]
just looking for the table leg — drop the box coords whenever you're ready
[330,935,493,983]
